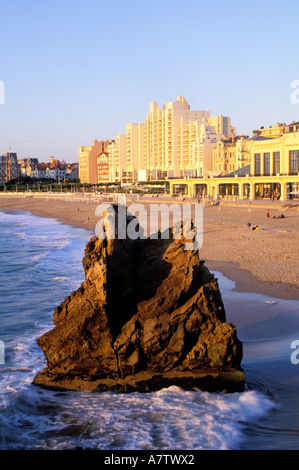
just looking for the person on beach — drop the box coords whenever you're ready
[247,222,251,230]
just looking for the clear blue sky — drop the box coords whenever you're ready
[1,0,299,162]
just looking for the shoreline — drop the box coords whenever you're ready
[0,194,298,301]
[205,260,299,301]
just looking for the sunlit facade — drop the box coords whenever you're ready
[79,140,112,184]
[168,122,299,201]
[0,153,19,183]
[144,96,235,179]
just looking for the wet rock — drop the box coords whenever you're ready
[33,205,244,392]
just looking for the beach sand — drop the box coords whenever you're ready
[0,193,298,300]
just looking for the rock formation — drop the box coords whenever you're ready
[33,205,244,392]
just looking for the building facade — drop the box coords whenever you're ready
[79,97,235,184]
[107,134,126,183]
[79,140,112,184]
[0,153,19,183]
[168,122,299,201]
[143,96,235,180]
[123,123,145,184]
[213,135,251,175]
[18,157,39,178]
[97,152,109,183]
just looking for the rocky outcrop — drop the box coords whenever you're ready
[33,205,244,392]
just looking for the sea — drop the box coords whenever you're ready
[0,209,298,451]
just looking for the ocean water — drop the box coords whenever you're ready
[0,209,297,450]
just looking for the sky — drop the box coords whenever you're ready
[1,0,299,162]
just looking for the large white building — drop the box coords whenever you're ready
[142,96,235,180]
[80,97,236,184]
[107,134,126,183]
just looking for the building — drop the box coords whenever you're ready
[107,134,126,183]
[144,96,205,179]
[213,135,251,175]
[18,157,39,178]
[144,97,235,179]
[79,140,112,184]
[31,163,47,179]
[144,96,192,179]
[168,121,299,201]
[81,97,235,184]
[249,126,299,199]
[124,123,145,184]
[65,163,79,181]
[178,116,235,177]
[97,152,109,183]
[252,123,285,139]
[0,152,19,183]
[46,163,65,181]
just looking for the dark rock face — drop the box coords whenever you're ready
[33,206,244,392]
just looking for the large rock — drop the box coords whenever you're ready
[33,205,244,392]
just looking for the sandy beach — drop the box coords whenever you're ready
[1,192,299,451]
[0,193,298,300]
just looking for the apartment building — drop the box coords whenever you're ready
[18,157,39,178]
[123,123,145,184]
[97,152,109,183]
[144,97,235,179]
[178,116,235,177]
[79,140,112,184]
[64,163,79,181]
[107,134,126,183]
[213,135,251,175]
[144,96,191,178]
[0,152,19,183]
[32,163,47,179]
[46,163,65,181]
[30,161,78,181]
[79,97,235,183]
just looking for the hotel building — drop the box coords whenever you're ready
[77,97,299,200]
[144,96,235,180]
[107,134,126,183]
[123,123,145,184]
[79,96,235,185]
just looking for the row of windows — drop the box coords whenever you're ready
[290,150,299,175]
[254,151,299,176]
[254,151,281,176]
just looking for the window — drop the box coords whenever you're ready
[264,152,270,176]
[290,150,299,175]
[273,152,280,175]
[255,153,261,176]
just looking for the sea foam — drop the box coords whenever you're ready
[0,209,277,450]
